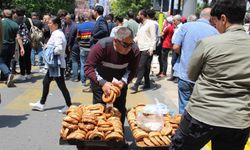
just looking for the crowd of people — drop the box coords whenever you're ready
[0,0,250,149]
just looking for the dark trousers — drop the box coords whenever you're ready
[161,48,170,75]
[0,43,16,69]
[11,59,17,74]
[40,68,71,106]
[157,48,163,74]
[0,43,15,80]
[170,51,179,77]
[91,82,128,125]
[134,51,153,87]
[19,44,32,75]
[170,111,250,150]
[65,46,72,77]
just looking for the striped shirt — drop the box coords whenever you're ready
[85,37,140,86]
[77,21,95,51]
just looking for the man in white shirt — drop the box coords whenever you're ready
[130,9,156,92]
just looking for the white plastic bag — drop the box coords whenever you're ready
[136,99,170,131]
[136,111,164,131]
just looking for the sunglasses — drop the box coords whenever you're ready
[117,40,134,48]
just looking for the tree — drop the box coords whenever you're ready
[0,0,75,17]
[111,0,152,17]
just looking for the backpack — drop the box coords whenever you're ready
[19,19,31,45]
[28,18,44,48]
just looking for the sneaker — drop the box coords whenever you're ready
[12,70,20,75]
[16,75,26,81]
[82,87,92,92]
[130,85,138,93]
[70,78,79,82]
[26,74,32,80]
[58,106,69,113]
[173,78,178,83]
[81,82,88,87]
[6,74,15,87]
[29,101,44,111]
[167,76,176,81]
[141,84,150,90]
[158,73,166,78]
[39,68,47,74]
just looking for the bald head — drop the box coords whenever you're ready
[2,9,12,18]
[200,8,212,20]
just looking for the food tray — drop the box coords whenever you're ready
[135,142,169,150]
[59,138,126,147]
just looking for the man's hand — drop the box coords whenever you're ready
[102,82,113,96]
[148,48,154,56]
[112,80,124,89]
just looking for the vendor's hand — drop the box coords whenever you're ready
[102,82,113,96]
[112,80,124,89]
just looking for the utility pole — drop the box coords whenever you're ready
[160,0,164,12]
[177,0,181,14]
[182,0,197,17]
[159,0,164,33]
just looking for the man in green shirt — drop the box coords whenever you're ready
[170,0,250,150]
[0,9,24,87]
[123,11,138,38]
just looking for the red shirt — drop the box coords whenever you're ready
[162,23,175,49]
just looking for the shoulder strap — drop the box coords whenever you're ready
[28,18,34,27]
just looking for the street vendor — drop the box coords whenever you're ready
[85,27,141,125]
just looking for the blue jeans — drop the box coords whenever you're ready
[31,47,43,66]
[170,111,250,150]
[80,50,89,83]
[178,79,194,114]
[0,59,10,78]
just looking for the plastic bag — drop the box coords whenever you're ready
[136,99,170,131]
[143,103,169,115]
[136,111,164,131]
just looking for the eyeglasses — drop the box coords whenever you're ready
[117,40,134,48]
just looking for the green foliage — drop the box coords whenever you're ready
[1,0,75,17]
[111,0,152,17]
